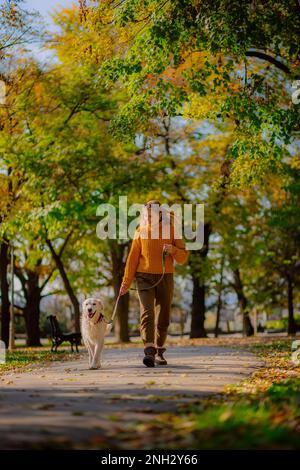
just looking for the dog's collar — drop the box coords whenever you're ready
[94,313,104,325]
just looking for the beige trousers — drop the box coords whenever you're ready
[135,272,174,348]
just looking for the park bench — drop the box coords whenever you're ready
[48,315,81,352]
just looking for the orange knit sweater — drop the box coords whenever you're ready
[122,222,189,287]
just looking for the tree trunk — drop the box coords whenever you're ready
[24,270,41,347]
[190,275,207,338]
[214,255,225,338]
[110,241,130,342]
[214,292,222,338]
[189,223,211,338]
[46,239,81,333]
[0,239,10,347]
[287,274,296,335]
[232,268,254,337]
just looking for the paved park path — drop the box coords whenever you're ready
[0,345,263,449]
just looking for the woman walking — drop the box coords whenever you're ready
[119,200,189,367]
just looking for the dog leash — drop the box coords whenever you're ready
[106,292,121,325]
[106,250,168,325]
[129,249,168,292]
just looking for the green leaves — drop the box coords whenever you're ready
[89,0,300,188]
[110,92,153,140]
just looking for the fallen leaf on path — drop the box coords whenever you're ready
[219,410,233,422]
[37,403,55,411]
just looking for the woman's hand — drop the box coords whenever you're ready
[163,244,175,255]
[119,283,129,296]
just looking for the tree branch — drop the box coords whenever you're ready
[41,290,64,298]
[39,266,57,292]
[58,230,74,258]
[245,50,290,74]
[14,265,27,299]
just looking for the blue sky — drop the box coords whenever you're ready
[24,0,74,25]
[23,0,75,61]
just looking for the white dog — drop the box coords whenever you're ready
[81,297,110,370]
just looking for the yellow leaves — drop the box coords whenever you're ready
[161,51,207,89]
[227,82,241,93]
[85,4,135,57]
[117,26,137,47]
[35,265,53,277]
[290,155,300,170]
[183,92,226,121]
[89,3,114,27]
[51,4,79,27]
[0,175,10,203]
[48,3,125,67]
[49,6,92,64]
[183,50,207,69]
[33,81,47,106]
[0,171,26,219]
[219,409,233,422]
[145,380,156,386]
[192,132,232,154]
[266,180,287,207]
[228,135,284,188]
[161,65,187,88]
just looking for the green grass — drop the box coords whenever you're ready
[126,380,300,450]
[179,341,300,449]
[266,315,300,331]
[185,379,300,449]
[248,339,292,355]
[0,348,80,375]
